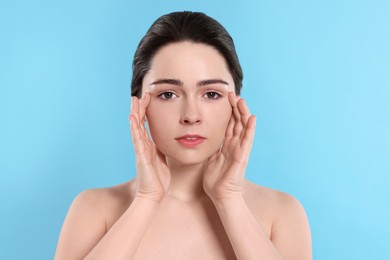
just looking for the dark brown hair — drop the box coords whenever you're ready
[131,11,243,98]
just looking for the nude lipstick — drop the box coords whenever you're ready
[175,134,206,148]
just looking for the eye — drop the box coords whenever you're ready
[158,91,177,100]
[203,91,222,100]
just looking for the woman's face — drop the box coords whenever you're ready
[142,41,235,165]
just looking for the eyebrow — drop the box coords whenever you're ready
[150,78,229,87]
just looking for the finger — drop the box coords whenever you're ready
[131,96,140,123]
[229,93,243,136]
[129,96,135,121]
[139,92,151,123]
[241,115,256,153]
[131,96,151,149]
[130,96,141,128]
[225,114,235,138]
[228,91,238,109]
[139,93,152,141]
[237,98,251,138]
[132,95,148,139]
[238,98,251,123]
[129,114,145,154]
[128,97,133,121]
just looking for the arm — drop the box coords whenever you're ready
[55,191,161,260]
[55,94,170,259]
[84,196,160,259]
[212,195,312,260]
[203,93,312,259]
[270,195,312,260]
[212,196,282,259]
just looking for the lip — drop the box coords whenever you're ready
[175,134,206,148]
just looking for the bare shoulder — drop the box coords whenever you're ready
[72,180,135,217]
[55,180,136,259]
[243,179,312,259]
[243,179,307,217]
[87,179,135,207]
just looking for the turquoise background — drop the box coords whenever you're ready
[1,0,389,259]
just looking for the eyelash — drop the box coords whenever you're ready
[203,91,222,100]
[157,91,222,101]
[158,92,178,100]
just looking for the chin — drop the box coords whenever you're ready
[168,154,208,166]
[155,140,223,166]
[162,149,214,167]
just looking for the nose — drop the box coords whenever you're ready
[180,98,201,125]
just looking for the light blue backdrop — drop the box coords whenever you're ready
[1,0,389,259]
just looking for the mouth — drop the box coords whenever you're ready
[175,134,206,148]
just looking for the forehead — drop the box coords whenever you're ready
[142,41,234,89]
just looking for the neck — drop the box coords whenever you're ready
[165,158,208,202]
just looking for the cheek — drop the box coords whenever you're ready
[209,104,232,135]
[221,101,233,123]
[145,103,176,144]
[220,112,232,133]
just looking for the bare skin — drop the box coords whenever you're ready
[56,178,310,259]
[55,42,312,259]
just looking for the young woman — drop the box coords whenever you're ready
[55,11,312,259]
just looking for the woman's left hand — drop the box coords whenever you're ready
[203,92,256,201]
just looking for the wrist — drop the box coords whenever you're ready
[129,195,163,217]
[210,193,245,205]
[135,192,165,203]
[211,195,247,215]
[206,185,244,202]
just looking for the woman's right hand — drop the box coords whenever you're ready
[129,93,170,202]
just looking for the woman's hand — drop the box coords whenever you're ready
[129,93,170,202]
[203,92,256,201]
